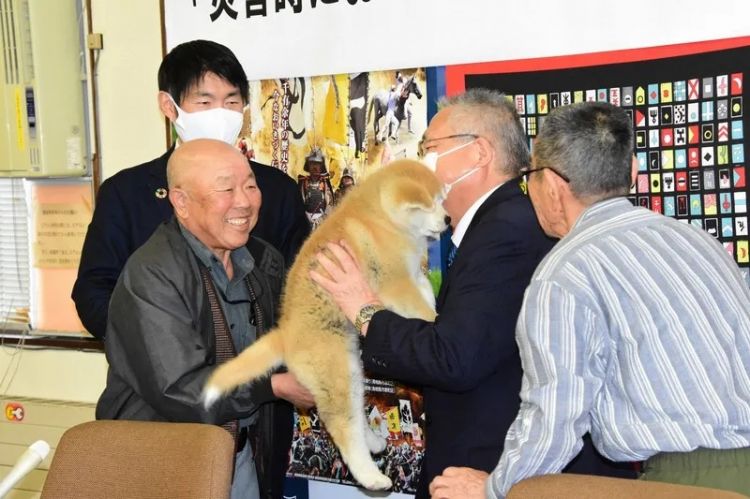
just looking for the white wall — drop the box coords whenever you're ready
[0,346,107,403]
[91,0,166,180]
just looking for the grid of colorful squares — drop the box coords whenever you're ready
[511,73,747,267]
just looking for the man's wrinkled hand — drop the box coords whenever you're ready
[429,467,488,499]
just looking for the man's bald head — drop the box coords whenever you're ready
[167,138,249,191]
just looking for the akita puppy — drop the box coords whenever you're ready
[203,159,447,490]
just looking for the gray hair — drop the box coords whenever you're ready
[534,102,633,200]
[438,88,529,176]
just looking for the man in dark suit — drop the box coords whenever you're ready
[72,40,310,341]
[310,89,633,498]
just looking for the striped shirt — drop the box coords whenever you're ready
[489,197,750,499]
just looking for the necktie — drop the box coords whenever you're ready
[446,241,458,269]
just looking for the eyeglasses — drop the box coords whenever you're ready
[417,133,479,158]
[519,166,570,183]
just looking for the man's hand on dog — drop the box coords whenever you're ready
[309,240,382,332]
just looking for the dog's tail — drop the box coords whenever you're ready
[202,330,284,409]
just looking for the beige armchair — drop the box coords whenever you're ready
[508,473,748,498]
[41,420,234,499]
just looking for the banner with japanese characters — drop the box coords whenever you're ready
[163,0,750,81]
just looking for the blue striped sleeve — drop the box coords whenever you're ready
[489,279,605,497]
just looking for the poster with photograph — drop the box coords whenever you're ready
[242,68,426,227]
[243,67,442,292]
[241,68,429,493]
[287,375,425,494]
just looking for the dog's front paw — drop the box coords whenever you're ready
[358,471,392,491]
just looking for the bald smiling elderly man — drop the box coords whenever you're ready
[96,139,314,499]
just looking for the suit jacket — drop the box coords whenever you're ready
[72,148,310,339]
[363,181,632,498]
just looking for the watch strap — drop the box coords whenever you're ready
[354,303,385,332]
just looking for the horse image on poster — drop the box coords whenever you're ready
[369,75,423,143]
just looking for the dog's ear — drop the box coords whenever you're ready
[382,178,435,213]
[379,160,442,212]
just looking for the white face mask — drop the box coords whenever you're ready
[421,139,481,194]
[443,165,483,194]
[421,139,475,172]
[169,96,244,145]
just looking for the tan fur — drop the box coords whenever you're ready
[203,159,447,490]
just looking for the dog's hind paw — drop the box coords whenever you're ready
[202,386,222,409]
[358,471,392,491]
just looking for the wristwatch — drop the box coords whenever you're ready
[354,303,385,333]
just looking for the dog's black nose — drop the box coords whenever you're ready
[444,215,451,226]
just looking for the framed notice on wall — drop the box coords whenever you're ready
[29,180,91,335]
